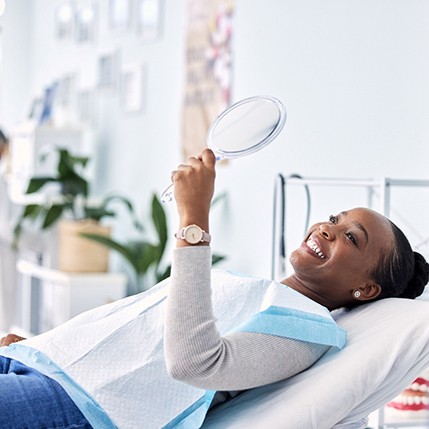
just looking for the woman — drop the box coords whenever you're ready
[0,149,428,429]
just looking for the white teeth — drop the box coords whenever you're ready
[390,394,429,406]
[410,382,429,393]
[306,237,326,259]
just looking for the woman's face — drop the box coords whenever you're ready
[288,207,395,309]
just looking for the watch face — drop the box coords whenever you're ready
[184,225,203,244]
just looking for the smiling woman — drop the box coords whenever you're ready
[0,150,428,429]
[287,207,403,310]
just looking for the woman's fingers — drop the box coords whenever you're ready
[0,333,25,347]
[201,148,216,167]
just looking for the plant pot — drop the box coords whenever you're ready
[58,219,111,273]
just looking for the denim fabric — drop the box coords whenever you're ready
[0,356,93,429]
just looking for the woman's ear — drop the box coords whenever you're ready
[359,283,381,301]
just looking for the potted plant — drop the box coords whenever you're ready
[13,146,142,273]
[82,193,226,293]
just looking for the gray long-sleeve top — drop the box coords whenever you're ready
[164,246,330,392]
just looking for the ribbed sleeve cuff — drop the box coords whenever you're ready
[171,246,212,281]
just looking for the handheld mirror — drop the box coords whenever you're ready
[161,95,287,203]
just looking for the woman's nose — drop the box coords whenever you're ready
[319,223,334,240]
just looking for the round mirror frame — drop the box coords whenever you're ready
[206,95,287,159]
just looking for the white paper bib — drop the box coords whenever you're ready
[1,270,346,429]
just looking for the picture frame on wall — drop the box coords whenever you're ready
[97,51,119,91]
[137,0,162,41]
[58,73,77,108]
[55,1,74,40]
[121,64,146,113]
[77,89,97,124]
[75,3,97,44]
[109,0,132,31]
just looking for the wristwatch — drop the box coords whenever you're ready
[175,225,211,244]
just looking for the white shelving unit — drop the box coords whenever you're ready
[7,121,118,338]
[8,122,90,204]
[276,176,429,429]
[13,259,127,337]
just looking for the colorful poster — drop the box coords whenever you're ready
[182,0,234,160]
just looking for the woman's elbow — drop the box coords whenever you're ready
[165,353,217,388]
[165,358,190,382]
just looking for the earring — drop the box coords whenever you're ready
[353,290,361,299]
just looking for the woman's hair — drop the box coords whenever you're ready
[371,220,429,300]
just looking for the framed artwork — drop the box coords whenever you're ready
[58,73,77,107]
[97,51,119,91]
[137,0,162,41]
[109,0,132,31]
[77,89,96,124]
[121,64,146,113]
[75,3,97,44]
[55,2,74,40]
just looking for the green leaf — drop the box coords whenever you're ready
[58,148,89,178]
[55,148,89,197]
[151,193,168,255]
[135,242,159,274]
[69,154,89,169]
[26,177,56,194]
[62,175,88,197]
[84,207,115,222]
[102,195,144,231]
[23,204,43,219]
[12,222,22,250]
[42,205,64,228]
[156,265,171,283]
[212,254,226,266]
[80,233,140,274]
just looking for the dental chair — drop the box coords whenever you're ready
[202,296,429,429]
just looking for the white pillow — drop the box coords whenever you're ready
[202,298,429,429]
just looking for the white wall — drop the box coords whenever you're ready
[215,0,429,276]
[0,0,32,129]
[1,0,428,279]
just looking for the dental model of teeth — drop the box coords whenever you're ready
[385,368,429,422]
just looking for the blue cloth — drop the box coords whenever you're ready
[0,356,93,429]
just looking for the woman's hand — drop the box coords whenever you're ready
[172,148,216,235]
[0,333,26,347]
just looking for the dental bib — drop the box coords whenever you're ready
[1,270,346,429]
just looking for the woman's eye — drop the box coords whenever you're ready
[346,232,358,246]
[329,215,337,224]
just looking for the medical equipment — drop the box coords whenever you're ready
[161,95,287,203]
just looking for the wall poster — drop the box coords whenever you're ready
[182,0,234,160]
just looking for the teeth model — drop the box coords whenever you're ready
[385,368,429,421]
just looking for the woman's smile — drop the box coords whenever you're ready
[304,235,327,259]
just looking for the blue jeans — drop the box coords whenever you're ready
[0,356,93,429]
